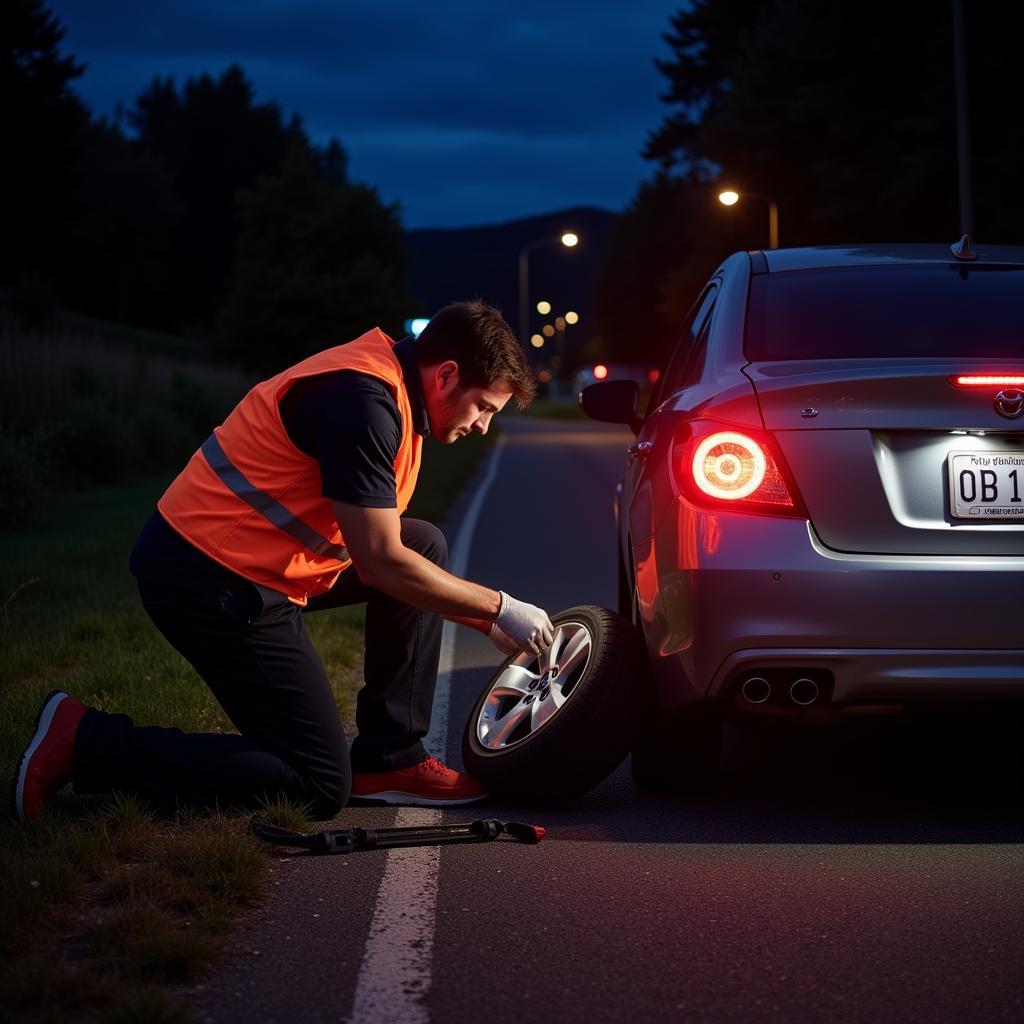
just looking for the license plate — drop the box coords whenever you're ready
[948,452,1024,519]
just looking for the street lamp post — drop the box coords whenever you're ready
[718,190,779,249]
[517,232,578,349]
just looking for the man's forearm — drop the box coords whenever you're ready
[357,548,502,620]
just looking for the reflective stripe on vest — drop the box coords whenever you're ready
[200,434,349,561]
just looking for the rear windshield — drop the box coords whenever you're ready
[745,265,1024,360]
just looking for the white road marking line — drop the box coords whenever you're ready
[349,435,506,1024]
[349,805,442,1024]
[424,433,506,760]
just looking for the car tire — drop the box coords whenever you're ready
[462,605,644,803]
[630,701,723,791]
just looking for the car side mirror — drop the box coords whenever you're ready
[579,380,643,433]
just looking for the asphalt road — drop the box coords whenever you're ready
[192,415,1024,1024]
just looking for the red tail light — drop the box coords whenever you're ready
[950,374,1024,387]
[672,421,806,517]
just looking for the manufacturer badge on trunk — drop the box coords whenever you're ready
[994,389,1024,419]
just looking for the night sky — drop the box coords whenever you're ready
[48,1,681,230]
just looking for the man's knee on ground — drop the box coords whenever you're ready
[303,761,351,820]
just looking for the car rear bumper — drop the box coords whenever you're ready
[633,507,1024,709]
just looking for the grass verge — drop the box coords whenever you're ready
[0,426,494,1022]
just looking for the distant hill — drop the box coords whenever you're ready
[405,206,618,370]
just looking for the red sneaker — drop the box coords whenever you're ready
[12,690,88,822]
[350,756,488,806]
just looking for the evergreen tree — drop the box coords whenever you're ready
[66,119,183,325]
[219,144,412,371]
[1,0,89,314]
[130,65,303,330]
[599,0,1024,365]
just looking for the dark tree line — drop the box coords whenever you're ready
[597,0,1024,367]
[2,0,412,369]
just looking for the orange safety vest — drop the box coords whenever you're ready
[158,329,422,605]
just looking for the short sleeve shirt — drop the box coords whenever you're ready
[278,336,429,508]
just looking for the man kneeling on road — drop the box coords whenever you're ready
[13,301,554,821]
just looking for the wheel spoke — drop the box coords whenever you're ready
[557,630,591,678]
[483,702,532,748]
[531,694,560,730]
[546,677,569,708]
[491,664,539,698]
[544,627,567,674]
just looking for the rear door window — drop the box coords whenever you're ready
[745,265,1024,361]
[653,284,718,406]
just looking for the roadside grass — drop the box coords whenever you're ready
[0,426,493,1021]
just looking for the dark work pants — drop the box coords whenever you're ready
[73,518,446,819]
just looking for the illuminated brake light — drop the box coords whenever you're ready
[951,375,1024,387]
[692,432,766,500]
[594,364,608,380]
[674,422,803,516]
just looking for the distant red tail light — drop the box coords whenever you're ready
[594,364,608,380]
[950,374,1024,387]
[672,421,806,517]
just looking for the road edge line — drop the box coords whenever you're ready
[425,432,506,760]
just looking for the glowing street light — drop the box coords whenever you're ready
[718,189,779,249]
[530,334,545,348]
[565,310,579,325]
[536,300,551,315]
[518,231,580,348]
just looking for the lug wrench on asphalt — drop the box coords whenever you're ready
[250,817,546,855]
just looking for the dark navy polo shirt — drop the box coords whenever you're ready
[279,335,429,508]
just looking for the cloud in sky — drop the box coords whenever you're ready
[48,0,681,228]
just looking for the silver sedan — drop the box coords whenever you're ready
[582,241,1024,787]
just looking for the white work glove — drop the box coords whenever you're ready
[490,591,555,656]
[488,622,521,658]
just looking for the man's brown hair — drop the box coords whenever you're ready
[414,300,536,408]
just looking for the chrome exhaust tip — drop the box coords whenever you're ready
[741,676,772,704]
[790,677,820,706]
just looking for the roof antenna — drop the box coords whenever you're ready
[951,234,976,260]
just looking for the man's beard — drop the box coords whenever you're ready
[436,388,465,443]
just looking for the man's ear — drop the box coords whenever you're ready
[435,360,460,394]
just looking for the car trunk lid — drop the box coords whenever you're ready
[745,359,1024,555]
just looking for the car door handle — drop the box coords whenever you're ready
[627,441,653,460]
